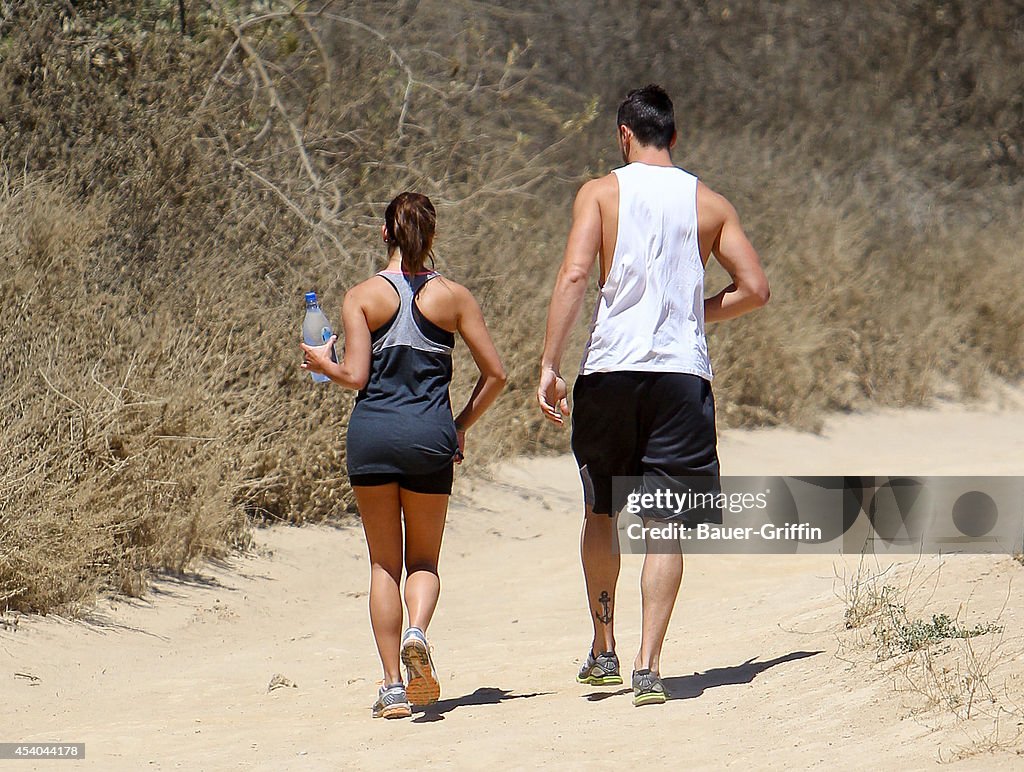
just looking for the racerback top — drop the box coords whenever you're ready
[346,270,458,476]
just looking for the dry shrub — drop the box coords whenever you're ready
[0,0,589,611]
[1,0,1022,612]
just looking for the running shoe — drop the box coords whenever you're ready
[631,668,667,706]
[576,650,623,686]
[401,627,440,705]
[371,682,411,719]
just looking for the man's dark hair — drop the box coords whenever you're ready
[616,84,675,149]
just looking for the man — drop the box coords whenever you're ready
[537,84,770,706]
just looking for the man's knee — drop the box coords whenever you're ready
[584,506,617,524]
[642,550,684,577]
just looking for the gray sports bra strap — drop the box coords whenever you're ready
[374,271,450,354]
[378,270,437,303]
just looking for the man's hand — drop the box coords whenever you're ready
[537,367,569,426]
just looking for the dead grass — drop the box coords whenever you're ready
[1,0,1023,612]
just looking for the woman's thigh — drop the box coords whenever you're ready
[354,483,403,572]
[400,489,449,570]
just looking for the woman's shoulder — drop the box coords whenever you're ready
[339,275,400,318]
[347,273,396,296]
[428,271,465,291]
[424,273,477,306]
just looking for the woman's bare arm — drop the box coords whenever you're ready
[452,286,506,433]
[300,287,372,390]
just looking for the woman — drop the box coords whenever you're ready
[301,192,506,719]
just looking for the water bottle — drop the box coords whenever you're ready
[303,291,337,383]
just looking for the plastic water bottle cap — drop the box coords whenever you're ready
[304,291,318,305]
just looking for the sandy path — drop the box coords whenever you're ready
[3,399,1023,770]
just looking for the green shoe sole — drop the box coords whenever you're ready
[576,674,624,686]
[633,691,668,706]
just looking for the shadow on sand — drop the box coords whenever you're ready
[413,687,551,722]
[584,650,823,702]
[70,563,250,635]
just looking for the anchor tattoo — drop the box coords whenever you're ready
[594,590,613,624]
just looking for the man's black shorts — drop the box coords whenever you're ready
[570,371,721,522]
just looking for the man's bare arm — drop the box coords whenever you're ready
[702,187,770,323]
[537,179,604,424]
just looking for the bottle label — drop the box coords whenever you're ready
[321,327,338,363]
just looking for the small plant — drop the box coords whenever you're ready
[837,553,893,630]
[873,589,1003,659]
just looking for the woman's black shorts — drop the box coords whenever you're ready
[348,465,454,495]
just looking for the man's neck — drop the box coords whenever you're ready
[626,147,674,167]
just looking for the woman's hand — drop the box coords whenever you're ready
[455,428,466,464]
[300,335,338,377]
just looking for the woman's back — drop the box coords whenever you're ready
[347,270,460,477]
[357,270,455,412]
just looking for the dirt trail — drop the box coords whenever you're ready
[3,399,1023,770]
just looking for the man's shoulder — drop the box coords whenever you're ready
[576,173,618,205]
[696,181,736,222]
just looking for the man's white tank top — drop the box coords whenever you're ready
[579,162,712,381]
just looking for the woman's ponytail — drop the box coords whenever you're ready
[384,192,436,274]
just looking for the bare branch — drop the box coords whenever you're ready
[231,159,349,259]
[230,30,322,191]
[200,38,239,109]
